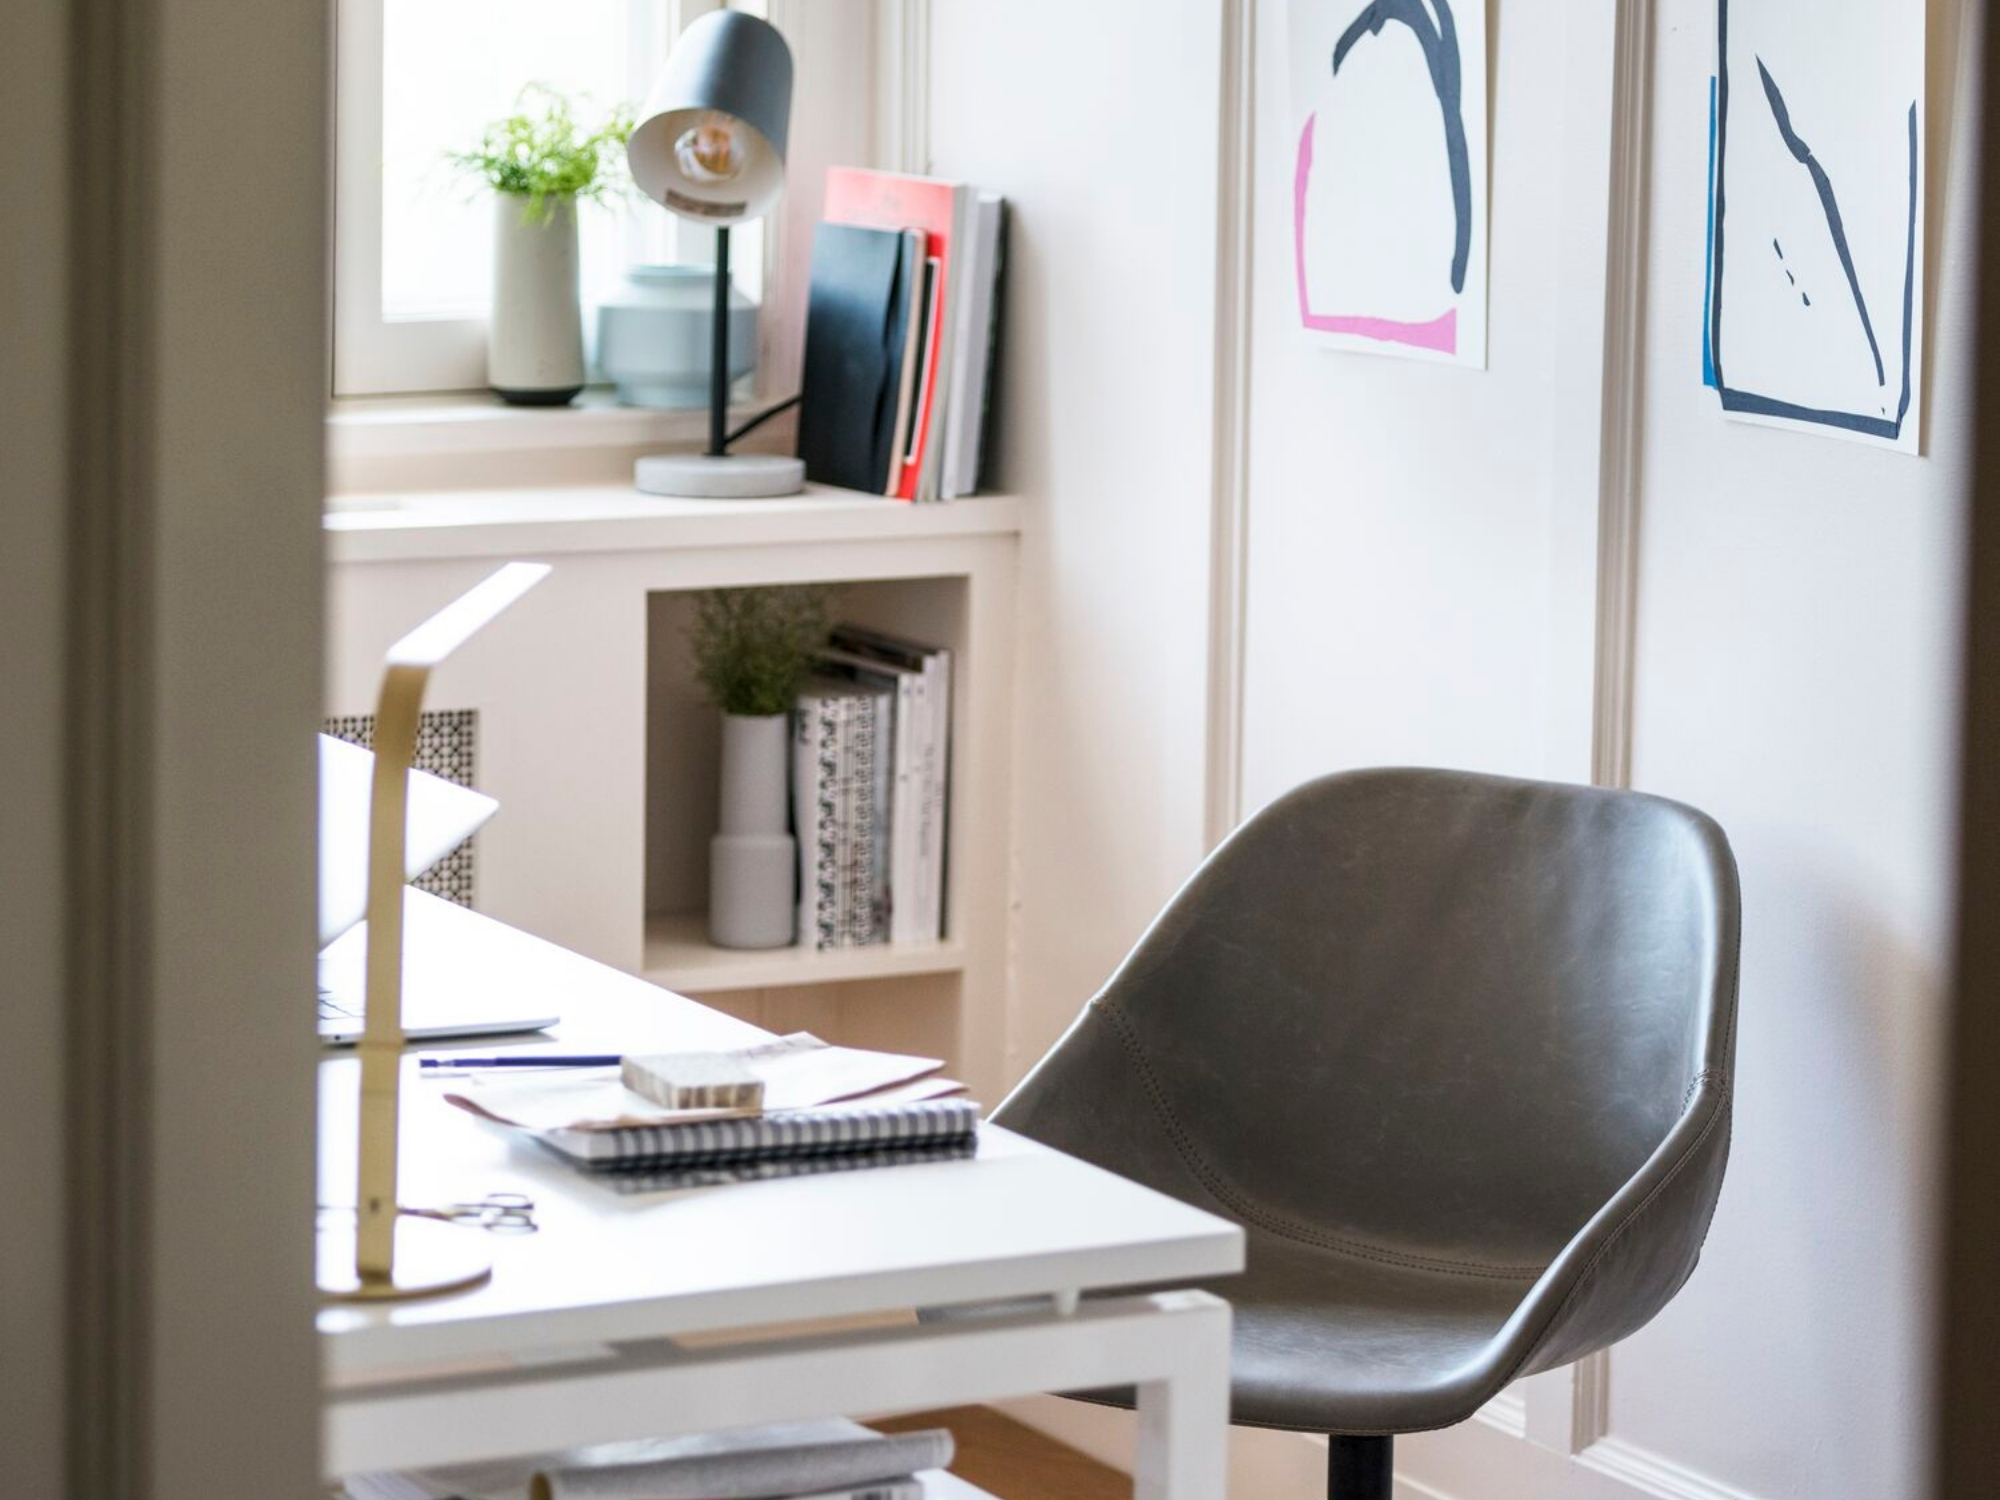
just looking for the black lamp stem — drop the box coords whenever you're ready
[708,225,732,459]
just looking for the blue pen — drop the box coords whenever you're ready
[418,1054,621,1069]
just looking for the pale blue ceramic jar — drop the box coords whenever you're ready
[596,265,759,408]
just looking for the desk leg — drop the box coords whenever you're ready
[1133,1293,1232,1500]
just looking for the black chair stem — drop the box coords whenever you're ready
[1328,1435,1392,1500]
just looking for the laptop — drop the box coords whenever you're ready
[315,732,559,1044]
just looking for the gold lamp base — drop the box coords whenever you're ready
[317,1209,493,1303]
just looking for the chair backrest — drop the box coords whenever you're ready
[997,769,1740,1274]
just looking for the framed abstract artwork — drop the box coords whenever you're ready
[1285,0,1490,368]
[1704,0,1926,452]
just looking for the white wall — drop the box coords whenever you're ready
[1603,3,1978,1497]
[927,0,1225,1080]
[1240,0,1577,808]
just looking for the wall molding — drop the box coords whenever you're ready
[1203,0,1256,849]
[1571,1344,1614,1451]
[874,0,931,174]
[1578,1438,1766,1500]
[1475,1389,1529,1440]
[1588,0,1655,795]
[1550,0,1657,1455]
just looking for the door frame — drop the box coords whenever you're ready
[8,0,330,1493]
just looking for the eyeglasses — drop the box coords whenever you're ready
[415,1192,538,1235]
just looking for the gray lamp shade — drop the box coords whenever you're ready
[627,10,793,228]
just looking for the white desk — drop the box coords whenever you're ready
[320,893,1243,1497]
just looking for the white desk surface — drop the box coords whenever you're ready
[318,893,1244,1383]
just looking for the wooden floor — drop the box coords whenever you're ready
[877,1406,1127,1500]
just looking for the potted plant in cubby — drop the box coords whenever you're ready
[688,585,834,949]
[450,86,633,406]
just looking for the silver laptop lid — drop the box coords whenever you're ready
[317,733,497,948]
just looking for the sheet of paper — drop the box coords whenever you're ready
[1285,0,1490,367]
[443,1034,946,1133]
[1704,0,1926,451]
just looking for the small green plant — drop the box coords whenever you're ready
[688,586,836,718]
[448,85,634,223]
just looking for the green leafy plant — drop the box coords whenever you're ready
[448,85,635,223]
[687,586,836,718]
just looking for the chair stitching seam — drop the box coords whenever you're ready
[1679,1068,1724,1114]
[1095,1000,1543,1282]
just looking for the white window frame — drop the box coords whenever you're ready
[330,0,875,401]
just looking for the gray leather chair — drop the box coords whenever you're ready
[994,769,1740,1500]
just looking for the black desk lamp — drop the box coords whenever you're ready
[627,9,805,498]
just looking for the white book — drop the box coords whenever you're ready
[794,692,844,951]
[914,183,977,504]
[818,649,924,944]
[917,647,951,939]
[829,697,856,945]
[826,627,950,943]
[799,678,893,949]
[844,688,889,946]
[942,194,1005,500]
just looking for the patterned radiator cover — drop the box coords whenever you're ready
[322,708,477,906]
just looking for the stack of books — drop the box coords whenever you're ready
[444,1034,976,1190]
[797,167,1007,503]
[342,1418,955,1500]
[795,625,950,951]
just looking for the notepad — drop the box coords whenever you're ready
[443,1033,954,1133]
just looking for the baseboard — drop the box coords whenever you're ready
[1473,1390,1528,1440]
[996,1397,1471,1500]
[991,1396,1132,1472]
[1576,1438,1764,1500]
[1394,1476,1462,1500]
[995,1397,1762,1500]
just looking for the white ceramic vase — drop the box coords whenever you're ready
[488,193,585,406]
[709,712,796,950]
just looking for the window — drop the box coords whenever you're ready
[332,0,775,398]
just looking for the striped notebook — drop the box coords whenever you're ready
[538,1098,980,1172]
[601,1138,977,1194]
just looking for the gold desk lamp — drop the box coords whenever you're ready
[319,561,552,1302]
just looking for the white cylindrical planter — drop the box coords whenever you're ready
[709,712,796,949]
[488,193,585,406]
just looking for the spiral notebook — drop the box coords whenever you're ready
[540,1098,980,1172]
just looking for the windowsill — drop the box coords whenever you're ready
[327,388,790,500]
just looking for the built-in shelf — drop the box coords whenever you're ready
[642,910,968,994]
[324,482,1022,564]
[326,474,1017,1099]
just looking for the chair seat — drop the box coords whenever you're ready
[1074,1228,1537,1436]
[1211,1230,1535,1434]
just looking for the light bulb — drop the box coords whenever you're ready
[674,113,746,184]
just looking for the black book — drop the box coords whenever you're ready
[797,222,923,494]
